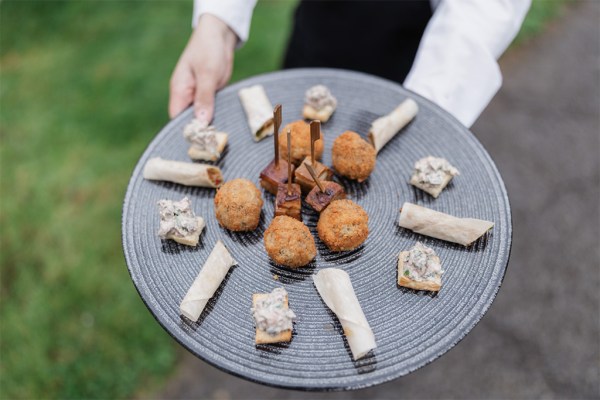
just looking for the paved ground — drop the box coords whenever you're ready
[157,3,600,399]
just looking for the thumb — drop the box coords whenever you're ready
[193,72,218,124]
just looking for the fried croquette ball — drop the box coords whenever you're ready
[279,120,324,166]
[264,216,316,268]
[332,131,376,182]
[214,178,263,231]
[317,199,369,251]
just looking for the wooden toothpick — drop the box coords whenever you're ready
[306,164,325,193]
[273,104,282,166]
[287,128,292,195]
[309,120,321,165]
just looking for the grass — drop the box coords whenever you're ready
[0,0,567,398]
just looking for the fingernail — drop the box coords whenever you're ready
[195,108,208,125]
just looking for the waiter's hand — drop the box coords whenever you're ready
[169,14,236,122]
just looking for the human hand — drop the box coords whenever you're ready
[169,14,237,122]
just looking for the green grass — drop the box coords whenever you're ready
[0,0,566,398]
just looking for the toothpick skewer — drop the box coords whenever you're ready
[306,163,325,193]
[287,129,292,195]
[273,104,282,166]
[310,120,320,165]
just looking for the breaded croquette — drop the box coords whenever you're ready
[317,199,368,251]
[332,131,376,182]
[214,178,263,231]
[264,216,316,268]
[279,120,324,166]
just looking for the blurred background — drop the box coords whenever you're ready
[1,1,598,399]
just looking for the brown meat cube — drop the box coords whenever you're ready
[275,183,302,220]
[260,158,295,195]
[305,181,346,212]
[294,157,333,193]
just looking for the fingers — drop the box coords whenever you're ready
[193,69,218,123]
[169,63,195,119]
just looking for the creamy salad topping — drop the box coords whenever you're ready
[413,156,459,187]
[183,118,219,157]
[402,242,443,282]
[305,85,337,111]
[252,287,296,335]
[157,197,199,238]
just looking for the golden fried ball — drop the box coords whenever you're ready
[317,199,369,251]
[279,120,324,166]
[264,216,316,268]
[214,178,263,231]
[332,131,376,182]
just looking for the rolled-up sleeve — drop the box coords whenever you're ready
[193,0,257,47]
[404,0,531,127]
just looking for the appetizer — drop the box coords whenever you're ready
[279,120,324,166]
[368,98,418,153]
[410,156,459,198]
[398,202,494,246]
[180,240,236,321]
[214,179,264,232]
[275,183,302,221]
[295,157,332,193]
[302,85,337,122]
[157,197,205,246]
[317,199,368,251]
[304,164,346,212]
[306,181,346,212]
[259,104,295,195]
[332,131,376,182]
[260,159,295,195]
[183,118,228,161]
[294,120,332,193]
[143,157,223,188]
[252,287,296,345]
[238,84,274,141]
[274,127,302,220]
[313,268,376,360]
[398,242,443,292]
[264,216,316,268]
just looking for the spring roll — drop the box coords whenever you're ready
[238,85,274,141]
[398,202,494,246]
[313,268,376,360]
[180,240,237,321]
[368,98,418,153]
[143,157,223,188]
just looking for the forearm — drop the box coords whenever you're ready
[404,0,531,127]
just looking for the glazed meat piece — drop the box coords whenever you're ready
[305,181,346,212]
[332,131,376,182]
[317,199,369,251]
[259,158,295,195]
[278,120,324,166]
[275,183,302,221]
[264,216,316,268]
[214,178,264,231]
[294,157,333,193]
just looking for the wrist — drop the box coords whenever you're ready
[197,13,237,49]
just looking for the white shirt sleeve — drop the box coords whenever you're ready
[193,0,257,47]
[404,0,531,127]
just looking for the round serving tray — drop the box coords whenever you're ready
[122,68,511,391]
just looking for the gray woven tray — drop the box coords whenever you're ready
[122,68,512,391]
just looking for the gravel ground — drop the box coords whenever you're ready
[156,2,600,399]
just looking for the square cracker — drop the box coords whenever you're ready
[409,173,453,198]
[302,104,334,123]
[397,251,442,292]
[253,293,292,345]
[166,217,205,247]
